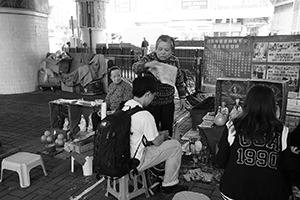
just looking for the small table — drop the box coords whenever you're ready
[64,133,94,176]
[198,125,225,164]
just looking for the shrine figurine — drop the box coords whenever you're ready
[63,118,69,131]
[78,114,87,132]
[220,101,229,118]
[87,113,93,132]
[229,98,243,120]
[276,105,280,119]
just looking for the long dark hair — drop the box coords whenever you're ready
[234,85,283,142]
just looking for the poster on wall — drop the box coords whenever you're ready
[268,42,300,62]
[251,64,267,79]
[203,35,300,89]
[252,42,268,62]
[266,65,299,86]
[204,37,252,85]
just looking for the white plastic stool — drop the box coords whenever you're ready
[106,171,149,200]
[0,152,48,188]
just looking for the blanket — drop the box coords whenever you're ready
[60,54,107,87]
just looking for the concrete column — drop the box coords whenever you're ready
[77,0,108,52]
[0,4,49,94]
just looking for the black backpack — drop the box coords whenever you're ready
[93,105,143,180]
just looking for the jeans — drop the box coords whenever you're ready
[137,139,182,187]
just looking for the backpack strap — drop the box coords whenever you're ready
[126,105,144,160]
[125,105,143,116]
[126,105,144,177]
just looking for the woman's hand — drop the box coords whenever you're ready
[179,98,186,110]
[291,146,300,154]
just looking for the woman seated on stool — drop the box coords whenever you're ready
[105,66,133,112]
[92,66,133,130]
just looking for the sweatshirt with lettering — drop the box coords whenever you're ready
[216,121,299,200]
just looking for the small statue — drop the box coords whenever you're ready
[63,118,69,131]
[79,114,87,132]
[229,98,243,120]
[220,101,229,118]
[87,113,93,132]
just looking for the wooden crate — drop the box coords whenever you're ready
[49,100,101,135]
[71,136,94,153]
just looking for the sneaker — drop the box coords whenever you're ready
[161,184,189,194]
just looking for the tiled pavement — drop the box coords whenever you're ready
[0,89,299,200]
[0,89,223,200]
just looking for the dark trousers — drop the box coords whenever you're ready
[91,112,101,131]
[146,101,175,137]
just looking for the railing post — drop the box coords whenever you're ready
[195,56,202,92]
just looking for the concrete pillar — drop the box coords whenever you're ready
[77,0,108,52]
[0,3,49,94]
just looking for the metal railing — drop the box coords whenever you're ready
[67,47,203,91]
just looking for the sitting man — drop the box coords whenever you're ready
[122,76,188,194]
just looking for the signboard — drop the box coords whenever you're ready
[181,0,207,10]
[204,37,252,84]
[203,35,300,89]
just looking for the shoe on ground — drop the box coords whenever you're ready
[161,184,189,194]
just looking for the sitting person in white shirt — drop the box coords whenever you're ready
[122,76,188,194]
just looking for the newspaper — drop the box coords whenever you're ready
[149,62,178,87]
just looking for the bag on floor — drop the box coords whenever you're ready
[145,162,165,195]
[93,105,143,180]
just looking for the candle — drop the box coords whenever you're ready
[101,102,107,120]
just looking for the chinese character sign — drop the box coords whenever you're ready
[204,37,252,85]
[203,35,300,88]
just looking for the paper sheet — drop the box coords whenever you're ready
[149,62,178,87]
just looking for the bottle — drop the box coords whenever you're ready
[79,114,87,132]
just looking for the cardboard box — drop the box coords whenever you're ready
[44,57,72,74]
[73,141,94,153]
[61,82,75,93]
[70,135,94,153]
[75,79,104,95]
[61,82,82,93]
[38,70,60,87]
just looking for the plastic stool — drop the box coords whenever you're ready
[106,171,149,200]
[0,152,48,188]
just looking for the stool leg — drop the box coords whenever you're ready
[141,171,150,198]
[119,176,128,200]
[40,161,48,176]
[18,166,30,188]
[18,172,29,188]
[71,156,75,173]
[0,168,4,183]
[105,178,110,197]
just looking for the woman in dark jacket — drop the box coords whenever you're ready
[216,85,300,200]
